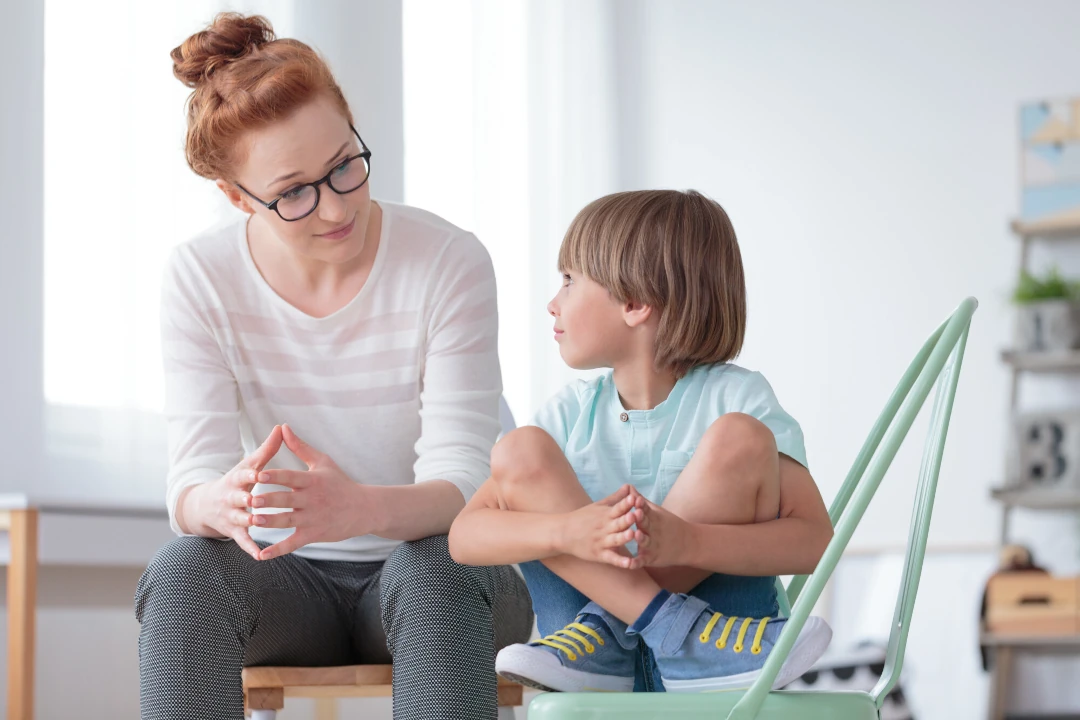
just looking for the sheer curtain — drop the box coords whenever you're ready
[402,0,625,424]
[42,0,402,507]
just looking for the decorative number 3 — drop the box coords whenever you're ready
[1029,421,1066,482]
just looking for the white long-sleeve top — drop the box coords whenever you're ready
[160,201,501,561]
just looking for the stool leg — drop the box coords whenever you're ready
[989,646,1012,720]
[315,697,337,720]
[250,711,277,720]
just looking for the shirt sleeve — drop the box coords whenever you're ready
[160,249,243,535]
[529,382,583,452]
[413,233,502,502]
[730,371,808,469]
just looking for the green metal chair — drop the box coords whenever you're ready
[528,297,977,720]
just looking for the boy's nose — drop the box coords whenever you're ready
[547,299,558,317]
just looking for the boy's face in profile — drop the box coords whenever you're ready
[547,270,631,370]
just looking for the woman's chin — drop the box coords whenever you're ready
[311,234,366,265]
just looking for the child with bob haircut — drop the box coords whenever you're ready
[449,189,833,693]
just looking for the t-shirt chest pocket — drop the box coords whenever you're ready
[655,449,694,503]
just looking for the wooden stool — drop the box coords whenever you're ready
[242,664,524,719]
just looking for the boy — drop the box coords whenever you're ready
[449,190,833,692]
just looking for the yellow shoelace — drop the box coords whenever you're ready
[534,621,606,662]
[699,612,770,655]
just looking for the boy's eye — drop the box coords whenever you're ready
[562,273,574,286]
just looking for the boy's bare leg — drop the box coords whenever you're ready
[490,427,661,625]
[647,413,782,593]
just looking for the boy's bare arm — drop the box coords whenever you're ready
[448,478,643,568]
[448,479,560,565]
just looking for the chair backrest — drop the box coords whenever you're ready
[728,297,977,720]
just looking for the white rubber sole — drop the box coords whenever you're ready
[495,643,634,693]
[662,616,834,693]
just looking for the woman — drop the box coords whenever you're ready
[134,13,532,720]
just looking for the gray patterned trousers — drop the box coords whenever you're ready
[135,535,533,720]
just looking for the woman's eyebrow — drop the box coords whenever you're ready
[270,140,351,185]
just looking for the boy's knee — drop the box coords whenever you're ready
[698,413,778,473]
[490,426,561,490]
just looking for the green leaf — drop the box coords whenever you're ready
[1012,266,1080,304]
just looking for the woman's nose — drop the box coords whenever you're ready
[317,186,348,223]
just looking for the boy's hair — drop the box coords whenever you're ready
[558,189,746,378]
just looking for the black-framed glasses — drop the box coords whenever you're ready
[236,125,372,222]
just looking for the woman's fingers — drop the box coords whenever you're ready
[230,528,263,560]
[251,491,299,510]
[229,508,253,527]
[257,469,310,489]
[281,424,324,468]
[230,490,253,508]
[258,531,307,561]
[245,425,283,471]
[252,511,297,529]
[230,468,258,490]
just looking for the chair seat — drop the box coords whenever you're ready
[527,689,880,720]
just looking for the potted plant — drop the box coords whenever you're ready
[1013,267,1080,352]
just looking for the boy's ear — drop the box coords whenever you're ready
[623,300,654,328]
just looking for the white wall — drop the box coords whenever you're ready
[294,0,405,204]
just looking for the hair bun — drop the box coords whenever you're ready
[172,13,276,88]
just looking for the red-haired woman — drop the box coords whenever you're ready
[134,13,532,720]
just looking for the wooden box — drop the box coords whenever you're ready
[986,574,1079,635]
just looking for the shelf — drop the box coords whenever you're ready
[991,486,1080,510]
[981,629,1080,648]
[1012,216,1080,240]
[1001,349,1080,373]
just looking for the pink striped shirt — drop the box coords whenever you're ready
[160,201,501,561]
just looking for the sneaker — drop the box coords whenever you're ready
[633,593,832,692]
[496,601,637,692]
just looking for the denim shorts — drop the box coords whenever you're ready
[518,561,779,692]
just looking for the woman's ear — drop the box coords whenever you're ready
[623,300,654,328]
[215,179,255,215]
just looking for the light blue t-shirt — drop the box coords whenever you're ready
[531,363,807,506]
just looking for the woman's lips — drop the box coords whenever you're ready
[318,217,356,240]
